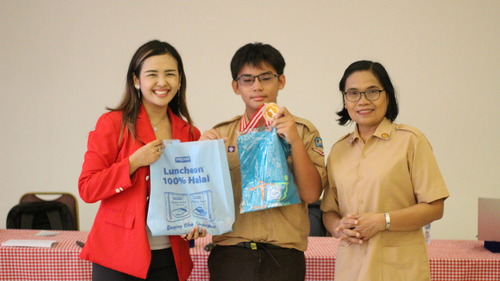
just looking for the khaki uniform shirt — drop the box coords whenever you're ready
[212,115,327,251]
[321,118,449,281]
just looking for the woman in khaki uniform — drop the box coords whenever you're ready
[321,60,449,281]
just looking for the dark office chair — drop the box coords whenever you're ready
[7,192,79,230]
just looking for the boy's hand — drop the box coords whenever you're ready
[181,225,207,241]
[199,129,228,142]
[271,106,300,146]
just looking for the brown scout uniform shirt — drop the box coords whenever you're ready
[211,115,327,251]
[321,118,450,281]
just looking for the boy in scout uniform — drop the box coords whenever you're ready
[200,42,327,281]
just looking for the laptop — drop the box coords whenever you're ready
[478,197,500,252]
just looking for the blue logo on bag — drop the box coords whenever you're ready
[175,156,191,163]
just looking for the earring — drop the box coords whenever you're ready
[135,85,141,99]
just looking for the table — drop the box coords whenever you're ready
[0,229,90,281]
[428,239,500,280]
[1,230,499,281]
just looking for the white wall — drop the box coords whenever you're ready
[1,0,499,240]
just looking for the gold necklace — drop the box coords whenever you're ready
[151,115,168,132]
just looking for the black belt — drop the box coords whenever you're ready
[236,242,283,250]
[235,242,282,266]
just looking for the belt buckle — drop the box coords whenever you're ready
[250,242,257,250]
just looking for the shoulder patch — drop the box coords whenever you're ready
[314,137,323,148]
[213,115,241,129]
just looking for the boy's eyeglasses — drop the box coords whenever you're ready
[236,73,280,87]
[343,89,384,102]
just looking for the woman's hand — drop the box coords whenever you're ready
[128,139,164,175]
[181,225,207,241]
[336,214,363,246]
[352,212,385,241]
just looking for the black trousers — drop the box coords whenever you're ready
[92,248,178,281]
[208,244,305,281]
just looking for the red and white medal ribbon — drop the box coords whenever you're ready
[239,104,273,134]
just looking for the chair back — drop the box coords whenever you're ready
[19,192,79,230]
[7,201,75,230]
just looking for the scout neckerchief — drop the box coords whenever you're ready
[239,104,273,134]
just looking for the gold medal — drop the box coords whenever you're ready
[263,103,279,122]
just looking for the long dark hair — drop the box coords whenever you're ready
[336,60,399,125]
[108,40,194,137]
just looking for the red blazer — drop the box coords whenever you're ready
[79,105,200,280]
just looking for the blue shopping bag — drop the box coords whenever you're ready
[237,128,301,213]
[147,139,234,236]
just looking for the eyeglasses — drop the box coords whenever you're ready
[236,73,280,87]
[343,89,384,102]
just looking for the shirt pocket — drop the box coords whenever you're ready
[382,244,430,281]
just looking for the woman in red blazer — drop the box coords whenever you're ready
[79,40,205,281]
